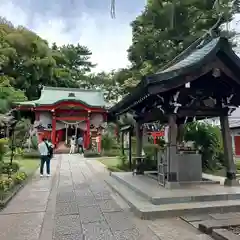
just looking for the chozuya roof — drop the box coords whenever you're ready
[109,33,240,114]
[16,86,106,108]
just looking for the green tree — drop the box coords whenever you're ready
[52,43,96,88]
[0,17,96,101]
[124,0,237,88]
[184,122,223,170]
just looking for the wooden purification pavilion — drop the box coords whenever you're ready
[109,35,240,188]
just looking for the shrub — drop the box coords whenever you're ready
[184,122,223,170]
[1,162,20,174]
[13,172,27,184]
[0,138,8,162]
[116,153,130,171]
[101,134,116,151]
[31,136,38,150]
[0,178,14,191]
[14,119,31,148]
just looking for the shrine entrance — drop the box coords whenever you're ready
[16,87,107,152]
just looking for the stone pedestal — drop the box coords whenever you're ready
[164,153,202,189]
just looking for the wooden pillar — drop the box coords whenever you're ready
[51,111,56,146]
[120,131,124,155]
[135,121,143,158]
[220,115,237,185]
[83,131,87,149]
[75,123,78,137]
[167,114,178,182]
[129,128,132,170]
[177,123,185,144]
[153,135,157,144]
[65,124,68,144]
[86,111,91,149]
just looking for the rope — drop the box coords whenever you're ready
[110,0,116,19]
[58,119,84,126]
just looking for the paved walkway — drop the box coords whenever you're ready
[0,154,159,240]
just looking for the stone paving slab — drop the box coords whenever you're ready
[212,229,240,240]
[56,191,76,202]
[0,212,45,240]
[54,214,82,236]
[78,205,105,223]
[148,218,210,240]
[98,199,123,213]
[55,201,79,216]
[104,211,137,232]
[210,212,240,220]
[199,218,240,234]
[181,214,213,222]
[82,220,115,240]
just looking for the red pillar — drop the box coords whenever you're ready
[51,111,56,147]
[83,131,87,149]
[86,111,91,149]
[154,136,157,144]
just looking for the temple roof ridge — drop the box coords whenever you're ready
[42,86,103,93]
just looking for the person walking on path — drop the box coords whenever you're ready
[38,137,52,177]
[77,135,84,154]
[69,136,76,154]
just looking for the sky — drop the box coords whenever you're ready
[1,0,240,73]
[0,0,146,72]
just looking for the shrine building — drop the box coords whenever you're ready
[16,87,107,149]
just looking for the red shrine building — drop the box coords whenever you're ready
[16,87,107,150]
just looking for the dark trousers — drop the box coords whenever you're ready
[78,145,84,154]
[40,155,50,175]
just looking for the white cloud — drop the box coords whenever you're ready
[0,1,138,72]
[2,1,240,74]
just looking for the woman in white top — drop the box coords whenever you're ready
[69,136,76,154]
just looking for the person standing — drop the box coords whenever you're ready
[38,137,51,177]
[69,136,76,154]
[77,135,84,154]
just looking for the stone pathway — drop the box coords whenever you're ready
[0,154,159,240]
[0,154,223,240]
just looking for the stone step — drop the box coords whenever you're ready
[111,173,240,205]
[105,176,240,220]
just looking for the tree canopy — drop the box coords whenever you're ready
[120,0,239,89]
[0,0,240,108]
[0,17,96,105]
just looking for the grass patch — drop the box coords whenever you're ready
[98,158,123,172]
[205,160,240,177]
[99,158,120,167]
[3,157,39,175]
[16,158,39,174]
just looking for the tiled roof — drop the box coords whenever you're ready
[16,87,106,108]
[160,38,219,73]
